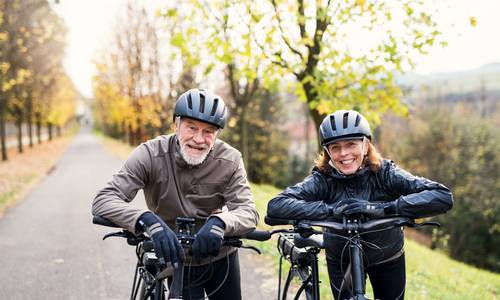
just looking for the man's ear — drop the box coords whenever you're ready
[173,117,180,132]
[363,139,369,156]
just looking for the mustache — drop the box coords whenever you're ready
[185,142,209,150]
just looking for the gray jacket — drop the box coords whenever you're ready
[92,134,258,264]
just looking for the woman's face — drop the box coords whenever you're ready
[327,138,368,175]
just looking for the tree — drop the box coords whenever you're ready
[0,0,69,160]
[382,104,500,272]
[250,0,443,150]
[159,1,289,181]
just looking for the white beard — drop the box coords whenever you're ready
[179,143,210,166]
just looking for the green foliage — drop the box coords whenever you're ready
[251,182,500,299]
[221,90,290,186]
[249,0,444,148]
[159,1,288,184]
[382,105,500,272]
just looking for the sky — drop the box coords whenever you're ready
[53,0,500,98]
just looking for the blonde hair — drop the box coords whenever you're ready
[315,142,382,175]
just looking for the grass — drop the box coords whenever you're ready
[67,133,500,299]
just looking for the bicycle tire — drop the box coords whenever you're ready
[281,265,314,300]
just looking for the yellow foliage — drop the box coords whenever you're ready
[2,81,12,92]
[0,32,8,41]
[1,62,10,75]
[469,16,477,27]
[316,101,333,116]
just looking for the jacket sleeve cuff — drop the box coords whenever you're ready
[384,200,399,215]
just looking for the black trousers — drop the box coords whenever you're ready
[327,253,406,300]
[175,251,241,300]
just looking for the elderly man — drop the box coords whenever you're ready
[92,88,258,299]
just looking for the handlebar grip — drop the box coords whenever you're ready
[265,216,296,226]
[93,216,121,228]
[242,230,271,241]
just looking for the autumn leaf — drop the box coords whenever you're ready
[469,16,477,27]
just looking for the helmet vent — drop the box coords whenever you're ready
[354,114,361,127]
[329,115,336,131]
[342,112,349,129]
[199,93,206,113]
[210,98,219,116]
[187,94,193,110]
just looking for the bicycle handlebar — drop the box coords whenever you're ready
[92,215,272,243]
[93,215,122,228]
[265,216,439,234]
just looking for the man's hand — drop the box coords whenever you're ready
[328,198,360,218]
[137,212,184,268]
[192,217,225,260]
[343,200,397,218]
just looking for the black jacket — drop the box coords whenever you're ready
[267,159,453,265]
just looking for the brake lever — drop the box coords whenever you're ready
[240,245,262,255]
[296,223,321,238]
[103,231,129,240]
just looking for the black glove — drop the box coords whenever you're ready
[328,198,360,218]
[343,200,398,218]
[192,217,225,260]
[137,212,184,268]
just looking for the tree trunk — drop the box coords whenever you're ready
[0,98,7,161]
[48,122,53,141]
[240,106,249,168]
[16,113,23,154]
[128,124,134,146]
[56,125,61,137]
[304,103,312,160]
[302,81,323,152]
[25,89,33,147]
[136,118,143,145]
[35,112,42,144]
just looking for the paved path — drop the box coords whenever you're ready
[0,129,276,299]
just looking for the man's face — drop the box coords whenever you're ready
[327,138,368,175]
[176,117,218,166]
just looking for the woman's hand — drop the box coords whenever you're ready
[343,200,397,218]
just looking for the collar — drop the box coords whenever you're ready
[328,160,370,179]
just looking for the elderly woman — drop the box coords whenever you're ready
[267,110,453,300]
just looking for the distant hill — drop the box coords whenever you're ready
[397,62,500,94]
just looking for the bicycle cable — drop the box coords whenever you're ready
[179,248,232,300]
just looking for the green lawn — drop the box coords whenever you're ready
[250,183,500,300]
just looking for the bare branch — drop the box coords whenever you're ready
[271,0,304,60]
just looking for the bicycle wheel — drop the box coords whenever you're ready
[137,280,167,300]
[281,265,314,300]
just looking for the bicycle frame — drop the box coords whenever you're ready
[93,215,271,300]
[265,216,440,300]
[277,233,321,300]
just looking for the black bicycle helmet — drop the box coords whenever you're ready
[319,110,372,146]
[173,88,228,129]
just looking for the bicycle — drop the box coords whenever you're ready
[93,215,271,300]
[265,216,439,300]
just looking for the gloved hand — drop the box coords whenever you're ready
[137,212,184,268]
[328,198,360,218]
[192,217,225,260]
[343,200,398,218]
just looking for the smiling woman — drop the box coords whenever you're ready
[267,109,453,300]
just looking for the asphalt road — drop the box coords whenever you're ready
[0,129,276,300]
